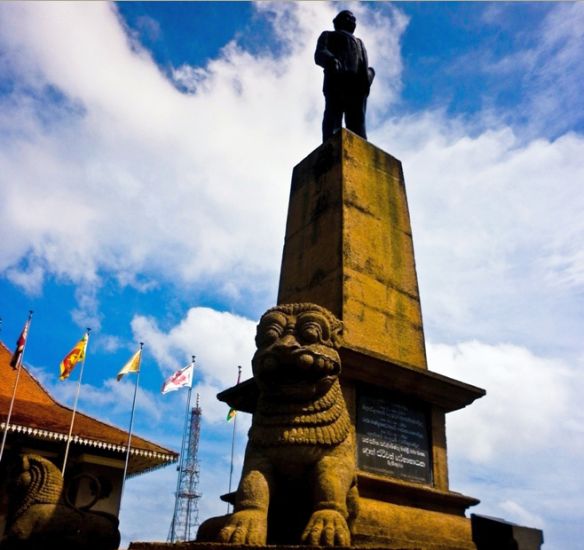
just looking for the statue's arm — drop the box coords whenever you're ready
[315,32,339,71]
[359,39,375,88]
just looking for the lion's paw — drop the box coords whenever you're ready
[217,509,267,545]
[301,509,350,546]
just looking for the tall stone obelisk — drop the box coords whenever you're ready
[277,129,485,549]
[278,130,426,370]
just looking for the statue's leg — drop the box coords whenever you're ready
[301,441,355,546]
[217,449,273,545]
[322,93,343,141]
[345,94,367,139]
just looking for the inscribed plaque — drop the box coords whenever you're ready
[357,389,432,483]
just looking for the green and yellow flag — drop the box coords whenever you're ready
[226,366,242,422]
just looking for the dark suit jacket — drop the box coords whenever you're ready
[315,30,375,96]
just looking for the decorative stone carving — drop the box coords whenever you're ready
[2,454,120,550]
[201,303,358,546]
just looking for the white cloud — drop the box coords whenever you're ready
[3,2,580,354]
[473,3,584,138]
[131,306,257,423]
[5,263,44,295]
[31,365,165,425]
[370,116,584,352]
[429,340,584,545]
[0,3,406,321]
[428,341,578,462]
[96,334,125,353]
[499,500,545,531]
[132,307,256,381]
[72,285,102,330]
[523,3,584,136]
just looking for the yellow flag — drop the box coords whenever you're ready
[117,348,142,381]
[59,333,88,381]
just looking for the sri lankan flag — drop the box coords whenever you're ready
[59,333,89,381]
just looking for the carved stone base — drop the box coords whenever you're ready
[129,542,469,550]
[129,544,416,550]
[353,497,475,549]
[135,497,475,550]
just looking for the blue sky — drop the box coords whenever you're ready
[0,2,583,548]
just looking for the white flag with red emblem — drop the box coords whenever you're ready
[161,363,194,394]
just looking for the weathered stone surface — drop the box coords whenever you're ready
[130,542,465,550]
[130,544,414,550]
[278,130,427,370]
[217,348,485,416]
[187,132,486,550]
[2,454,120,550]
[199,304,357,546]
[271,131,484,549]
[353,497,476,549]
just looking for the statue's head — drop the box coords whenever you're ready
[252,303,343,400]
[333,10,356,34]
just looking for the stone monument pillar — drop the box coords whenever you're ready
[278,129,426,368]
[128,133,544,550]
[186,129,486,550]
[275,129,485,548]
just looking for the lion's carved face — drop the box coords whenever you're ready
[252,304,343,399]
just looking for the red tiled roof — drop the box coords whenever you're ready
[0,341,177,475]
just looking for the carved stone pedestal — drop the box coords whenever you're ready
[212,130,485,549]
[129,541,465,550]
[129,544,415,550]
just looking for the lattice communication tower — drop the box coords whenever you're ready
[168,394,202,542]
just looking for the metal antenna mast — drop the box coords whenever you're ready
[168,393,202,542]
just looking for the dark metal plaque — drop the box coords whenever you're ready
[357,389,432,483]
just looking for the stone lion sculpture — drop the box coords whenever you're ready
[199,303,358,546]
[2,454,120,550]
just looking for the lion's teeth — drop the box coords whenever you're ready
[297,353,314,369]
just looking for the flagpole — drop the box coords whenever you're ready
[62,328,90,476]
[227,365,242,513]
[169,356,195,543]
[120,342,143,502]
[0,310,33,464]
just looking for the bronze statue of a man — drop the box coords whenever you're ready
[315,10,375,142]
